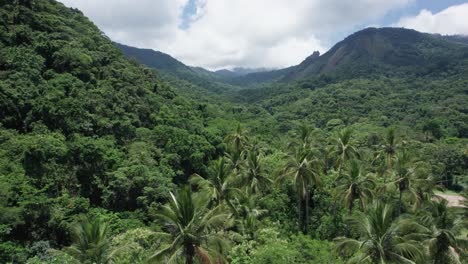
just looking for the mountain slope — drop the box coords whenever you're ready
[214,67,271,78]
[283,27,468,81]
[116,43,241,93]
[216,28,468,86]
[114,43,191,73]
[0,1,225,254]
[234,28,468,136]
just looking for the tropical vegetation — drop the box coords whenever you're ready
[0,0,467,263]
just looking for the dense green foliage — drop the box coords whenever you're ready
[116,43,241,95]
[0,1,467,264]
[0,1,227,262]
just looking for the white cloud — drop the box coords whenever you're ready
[395,3,468,35]
[60,0,188,47]
[59,0,413,69]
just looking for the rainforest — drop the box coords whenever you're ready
[0,0,467,263]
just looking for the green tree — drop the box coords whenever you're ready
[189,157,241,211]
[225,124,248,172]
[149,186,231,264]
[420,200,466,264]
[335,160,375,214]
[392,151,433,215]
[61,217,118,264]
[373,128,400,183]
[335,202,427,263]
[277,148,321,234]
[423,120,443,141]
[241,149,272,195]
[233,192,267,238]
[332,128,360,173]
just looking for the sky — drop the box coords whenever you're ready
[59,0,468,70]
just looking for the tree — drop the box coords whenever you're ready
[61,217,118,264]
[392,151,433,215]
[332,128,360,174]
[335,202,427,263]
[225,124,248,172]
[420,200,466,264]
[189,157,241,211]
[149,186,231,264]
[373,128,400,183]
[241,149,272,195]
[277,148,321,234]
[233,192,267,238]
[335,160,375,214]
[423,120,443,141]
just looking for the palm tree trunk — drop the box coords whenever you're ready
[398,189,403,216]
[297,195,302,233]
[186,244,195,264]
[385,154,391,184]
[304,189,310,234]
[348,200,354,215]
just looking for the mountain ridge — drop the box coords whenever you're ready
[117,27,468,87]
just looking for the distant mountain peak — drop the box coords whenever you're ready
[283,27,467,81]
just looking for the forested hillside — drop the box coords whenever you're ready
[0,1,231,262]
[0,1,467,264]
[116,43,242,95]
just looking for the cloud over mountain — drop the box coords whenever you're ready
[395,3,468,35]
[59,0,420,69]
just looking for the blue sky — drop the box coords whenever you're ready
[324,0,468,45]
[60,0,468,70]
[380,0,468,27]
[180,0,198,29]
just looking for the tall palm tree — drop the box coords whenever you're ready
[335,160,375,214]
[291,124,315,149]
[62,216,118,264]
[420,200,466,264]
[335,202,427,263]
[233,191,268,238]
[392,151,433,215]
[225,124,248,172]
[189,157,241,211]
[277,148,321,234]
[373,128,400,183]
[149,186,232,264]
[225,124,248,155]
[382,129,397,169]
[333,128,360,174]
[241,149,272,195]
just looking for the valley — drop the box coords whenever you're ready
[0,1,467,263]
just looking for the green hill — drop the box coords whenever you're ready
[115,42,243,94]
[283,27,468,81]
[0,1,228,260]
[1,2,467,263]
[234,28,468,137]
[224,28,468,86]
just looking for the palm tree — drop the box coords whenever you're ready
[225,124,248,172]
[233,192,268,238]
[241,149,272,195]
[277,148,321,234]
[373,128,400,183]
[149,186,231,264]
[382,129,398,169]
[392,151,433,215]
[62,216,117,264]
[420,200,466,264]
[335,160,375,214]
[335,202,427,263]
[291,124,315,149]
[225,124,248,155]
[332,128,360,174]
[189,157,241,211]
